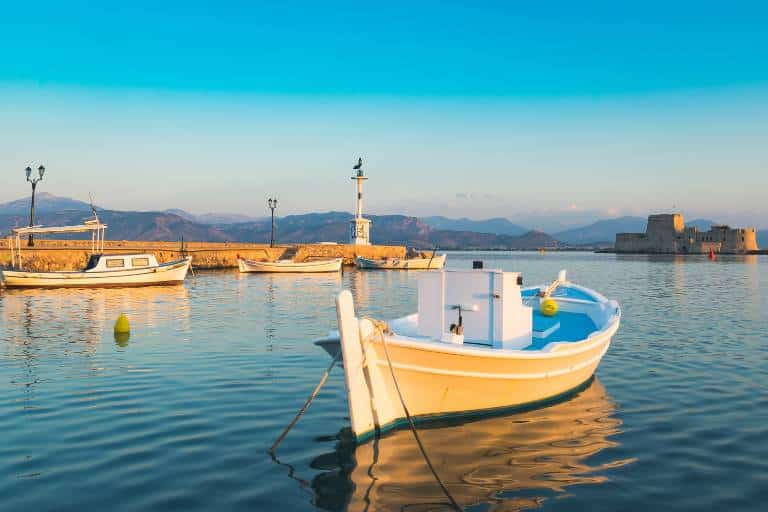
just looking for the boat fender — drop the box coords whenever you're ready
[540,298,558,317]
[114,313,130,333]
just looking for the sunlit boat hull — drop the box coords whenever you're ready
[326,281,620,441]
[356,253,446,270]
[237,257,342,273]
[1,257,191,288]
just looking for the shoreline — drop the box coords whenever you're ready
[596,249,765,255]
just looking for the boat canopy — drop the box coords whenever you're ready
[11,221,108,235]
[7,219,108,270]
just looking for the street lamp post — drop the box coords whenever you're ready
[25,164,46,247]
[268,197,278,247]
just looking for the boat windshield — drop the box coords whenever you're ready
[84,254,101,270]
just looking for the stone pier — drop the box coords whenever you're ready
[0,240,406,272]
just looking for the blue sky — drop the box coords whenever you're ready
[1,1,767,228]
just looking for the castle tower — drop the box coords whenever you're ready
[349,157,372,245]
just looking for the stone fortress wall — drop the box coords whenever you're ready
[615,214,758,254]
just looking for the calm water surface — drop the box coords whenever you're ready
[1,252,767,511]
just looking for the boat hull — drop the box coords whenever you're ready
[334,290,619,441]
[237,258,342,273]
[1,257,191,288]
[356,254,446,270]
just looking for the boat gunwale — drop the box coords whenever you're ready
[362,314,619,360]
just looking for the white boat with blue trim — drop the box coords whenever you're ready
[2,220,191,288]
[316,267,620,441]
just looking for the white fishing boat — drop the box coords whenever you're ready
[315,267,620,441]
[237,257,342,273]
[356,253,446,270]
[2,220,191,289]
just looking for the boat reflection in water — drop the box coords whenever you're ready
[0,285,191,351]
[309,378,634,511]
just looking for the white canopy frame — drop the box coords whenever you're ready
[8,218,108,270]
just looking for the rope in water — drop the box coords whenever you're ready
[268,350,341,454]
[371,321,462,511]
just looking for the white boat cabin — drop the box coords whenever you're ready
[84,253,160,272]
[390,268,618,352]
[417,269,533,348]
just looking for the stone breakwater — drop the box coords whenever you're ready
[0,240,406,272]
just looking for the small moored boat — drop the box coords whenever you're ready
[237,257,342,273]
[315,267,620,441]
[356,252,446,270]
[2,221,191,288]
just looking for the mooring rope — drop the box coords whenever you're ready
[371,321,462,511]
[268,350,341,454]
[427,246,438,268]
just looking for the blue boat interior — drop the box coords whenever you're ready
[518,285,603,350]
[522,286,597,302]
[317,284,611,355]
[527,310,598,350]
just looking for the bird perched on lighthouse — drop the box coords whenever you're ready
[349,156,370,244]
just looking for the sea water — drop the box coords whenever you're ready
[1,252,766,511]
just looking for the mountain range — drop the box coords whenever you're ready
[0,193,96,215]
[0,195,559,249]
[421,216,528,237]
[0,194,764,249]
[163,208,266,225]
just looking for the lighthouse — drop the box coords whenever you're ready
[349,157,372,245]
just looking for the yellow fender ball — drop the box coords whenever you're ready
[114,313,131,334]
[540,298,558,317]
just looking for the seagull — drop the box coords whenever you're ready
[353,157,362,170]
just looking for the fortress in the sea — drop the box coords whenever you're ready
[615,214,758,254]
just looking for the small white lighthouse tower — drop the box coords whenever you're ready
[349,157,372,245]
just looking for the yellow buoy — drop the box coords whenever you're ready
[114,313,130,334]
[540,298,558,317]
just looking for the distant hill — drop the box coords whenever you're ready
[163,208,198,222]
[687,219,718,231]
[423,229,557,250]
[0,192,92,215]
[421,216,528,237]
[554,216,647,245]
[0,200,558,249]
[163,208,265,225]
[0,210,230,242]
[1,194,753,250]
[553,216,719,245]
[214,212,559,249]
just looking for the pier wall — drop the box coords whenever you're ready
[0,240,406,271]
